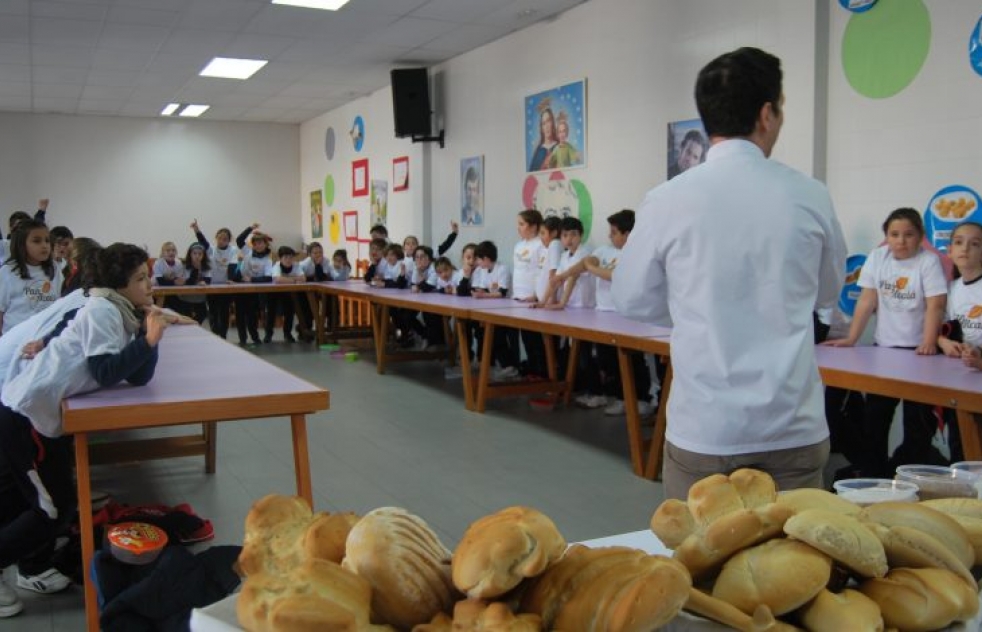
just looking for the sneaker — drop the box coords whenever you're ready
[17,567,71,594]
[575,394,609,409]
[284,333,296,343]
[493,366,520,381]
[637,400,656,417]
[0,575,22,618]
[603,399,626,416]
[414,337,429,351]
[444,366,464,380]
[263,333,273,343]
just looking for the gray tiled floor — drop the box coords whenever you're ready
[3,335,664,630]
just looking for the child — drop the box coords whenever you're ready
[0,220,63,335]
[946,222,982,373]
[61,237,101,296]
[453,243,478,297]
[409,246,443,349]
[825,207,948,476]
[300,242,327,281]
[234,225,273,345]
[49,226,73,280]
[548,112,581,169]
[369,224,389,243]
[329,249,352,281]
[512,210,546,379]
[176,243,210,324]
[364,238,388,285]
[378,244,408,289]
[191,220,239,338]
[535,216,562,306]
[267,246,304,343]
[538,216,595,310]
[0,199,48,265]
[152,241,185,287]
[434,257,457,294]
[0,243,168,614]
[403,235,419,271]
[471,241,518,377]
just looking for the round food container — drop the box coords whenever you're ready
[106,522,168,565]
[833,478,919,506]
[895,464,978,501]
[950,461,982,498]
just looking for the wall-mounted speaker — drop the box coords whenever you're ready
[391,68,431,138]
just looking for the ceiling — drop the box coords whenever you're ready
[0,0,586,124]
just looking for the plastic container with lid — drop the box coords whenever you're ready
[833,478,919,506]
[950,461,982,498]
[106,522,168,565]
[895,464,979,501]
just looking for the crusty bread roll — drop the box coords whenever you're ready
[712,538,831,616]
[859,567,979,632]
[859,502,974,570]
[684,588,800,632]
[650,499,697,549]
[687,469,777,528]
[343,507,456,629]
[774,488,861,517]
[452,506,566,599]
[783,508,887,578]
[303,512,360,565]
[799,589,883,632]
[863,522,976,588]
[921,498,982,565]
[412,599,541,631]
[239,495,314,577]
[237,559,392,632]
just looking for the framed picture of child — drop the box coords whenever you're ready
[310,190,323,239]
[525,79,587,173]
[667,118,708,180]
[460,156,484,227]
[370,179,387,228]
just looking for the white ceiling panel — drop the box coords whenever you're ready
[0,82,30,97]
[31,17,103,47]
[223,33,297,59]
[31,44,93,68]
[32,65,86,84]
[0,42,31,64]
[370,16,459,48]
[85,69,141,87]
[98,23,171,52]
[159,28,235,56]
[177,0,264,32]
[76,97,121,113]
[30,1,108,21]
[0,95,30,110]
[90,48,155,71]
[409,0,514,23]
[105,5,181,27]
[33,96,80,112]
[81,84,133,100]
[33,82,83,98]
[416,23,511,55]
[0,0,30,17]
[0,15,31,41]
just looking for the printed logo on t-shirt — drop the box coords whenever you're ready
[960,305,982,334]
[517,249,530,263]
[25,279,57,308]
[969,305,982,319]
[879,277,915,299]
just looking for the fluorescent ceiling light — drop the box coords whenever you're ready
[199,57,268,80]
[272,0,351,10]
[160,103,180,116]
[179,104,210,118]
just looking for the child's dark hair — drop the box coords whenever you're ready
[332,248,350,267]
[462,242,478,254]
[308,241,323,254]
[475,240,498,262]
[882,207,925,237]
[434,256,455,271]
[277,245,296,259]
[415,245,434,262]
[97,243,148,290]
[216,227,232,241]
[186,243,211,271]
[8,211,32,233]
[543,216,561,236]
[384,244,404,259]
[370,224,389,237]
[72,238,103,289]
[369,237,388,251]
[6,219,54,280]
[607,209,635,233]
[50,226,74,243]
[950,222,982,280]
[560,216,584,235]
[519,209,544,229]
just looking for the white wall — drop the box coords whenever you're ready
[0,113,300,254]
[299,0,819,259]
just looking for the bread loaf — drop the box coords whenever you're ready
[343,507,456,629]
[774,488,861,517]
[412,600,541,631]
[302,512,360,565]
[684,588,800,632]
[859,567,979,632]
[650,499,697,549]
[239,495,314,577]
[921,498,982,565]
[859,502,974,570]
[863,522,976,588]
[452,506,566,599]
[798,589,883,632]
[687,469,777,528]
[783,508,887,578]
[712,538,831,616]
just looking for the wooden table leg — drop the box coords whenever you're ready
[304,290,323,344]
[442,316,455,365]
[455,318,475,411]
[563,338,579,407]
[75,433,99,632]
[203,422,217,474]
[644,360,673,480]
[374,304,389,374]
[956,410,982,461]
[476,323,495,413]
[617,347,645,477]
[543,333,559,405]
[291,414,313,506]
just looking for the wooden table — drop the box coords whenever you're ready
[62,325,329,632]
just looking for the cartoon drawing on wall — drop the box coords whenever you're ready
[370,180,388,228]
[329,211,341,244]
[525,80,586,172]
[350,116,365,152]
[460,156,484,227]
[323,174,335,206]
[352,158,368,197]
[839,254,867,317]
[310,190,323,239]
[393,156,409,192]
[521,171,593,242]
[838,0,877,12]
[841,0,930,99]
[667,119,708,180]
[924,185,982,252]
[325,127,336,160]
[971,15,982,77]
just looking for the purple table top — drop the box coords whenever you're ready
[816,345,982,395]
[469,305,673,347]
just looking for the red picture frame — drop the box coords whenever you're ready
[352,158,369,197]
[392,156,409,192]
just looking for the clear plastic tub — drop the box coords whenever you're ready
[895,464,978,501]
[950,461,982,498]
[833,478,919,506]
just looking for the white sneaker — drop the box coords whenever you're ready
[603,399,626,415]
[0,574,23,618]
[444,366,464,379]
[17,567,71,594]
[575,394,608,409]
[637,400,656,418]
[414,337,430,351]
[493,366,520,381]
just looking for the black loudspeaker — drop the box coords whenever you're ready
[391,68,431,138]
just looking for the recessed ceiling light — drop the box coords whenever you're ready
[200,57,268,80]
[272,0,351,10]
[179,104,210,118]
[160,103,180,116]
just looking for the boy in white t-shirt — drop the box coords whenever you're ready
[471,240,518,378]
[513,210,547,379]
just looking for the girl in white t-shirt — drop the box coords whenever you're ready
[0,220,63,335]
[535,216,563,306]
[191,220,238,339]
[940,222,982,370]
[825,207,948,476]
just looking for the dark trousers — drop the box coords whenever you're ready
[592,344,653,401]
[207,295,231,338]
[175,298,208,325]
[265,293,295,337]
[521,330,547,378]
[473,324,519,368]
[235,294,262,343]
[859,395,937,477]
[0,407,76,570]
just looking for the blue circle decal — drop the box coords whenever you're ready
[971,15,982,77]
[350,116,365,152]
[839,254,867,317]
[839,0,877,13]
[924,185,982,253]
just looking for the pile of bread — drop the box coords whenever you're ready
[235,497,691,631]
[650,468,982,631]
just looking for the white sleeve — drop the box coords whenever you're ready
[262,258,274,277]
[151,259,165,277]
[814,196,848,311]
[79,304,127,357]
[857,247,882,290]
[612,190,671,326]
[272,263,283,277]
[921,252,949,298]
[0,267,14,312]
[497,264,510,290]
[299,258,313,277]
[548,242,563,269]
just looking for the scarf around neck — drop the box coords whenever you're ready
[88,288,143,335]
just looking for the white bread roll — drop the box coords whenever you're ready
[302,512,360,565]
[920,498,982,565]
[412,600,541,632]
[863,522,976,588]
[712,538,831,616]
[687,469,777,528]
[783,508,887,578]
[859,567,979,632]
[452,506,566,599]
[650,499,696,549]
[859,502,974,570]
[799,589,883,632]
[775,488,861,517]
[684,588,800,632]
[343,507,456,629]
[239,495,313,577]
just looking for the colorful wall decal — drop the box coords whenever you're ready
[924,184,982,253]
[667,118,708,180]
[838,0,877,13]
[525,80,586,173]
[370,179,388,228]
[521,171,593,242]
[352,158,368,197]
[841,0,930,99]
[838,254,867,317]
[329,211,341,244]
[393,156,409,192]
[460,156,484,227]
[350,116,365,152]
[309,190,323,239]
[323,174,335,206]
[971,15,982,77]
[324,127,336,160]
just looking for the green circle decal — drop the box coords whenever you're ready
[323,174,335,206]
[842,0,930,99]
[570,179,593,243]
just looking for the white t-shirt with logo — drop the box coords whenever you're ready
[557,246,595,308]
[512,238,543,300]
[0,263,63,333]
[947,276,982,347]
[471,263,511,296]
[410,264,438,288]
[209,245,238,284]
[591,244,621,312]
[273,262,304,279]
[858,245,947,347]
[535,240,563,304]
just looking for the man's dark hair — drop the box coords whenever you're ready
[560,216,584,235]
[607,209,635,234]
[474,240,498,262]
[695,47,782,138]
